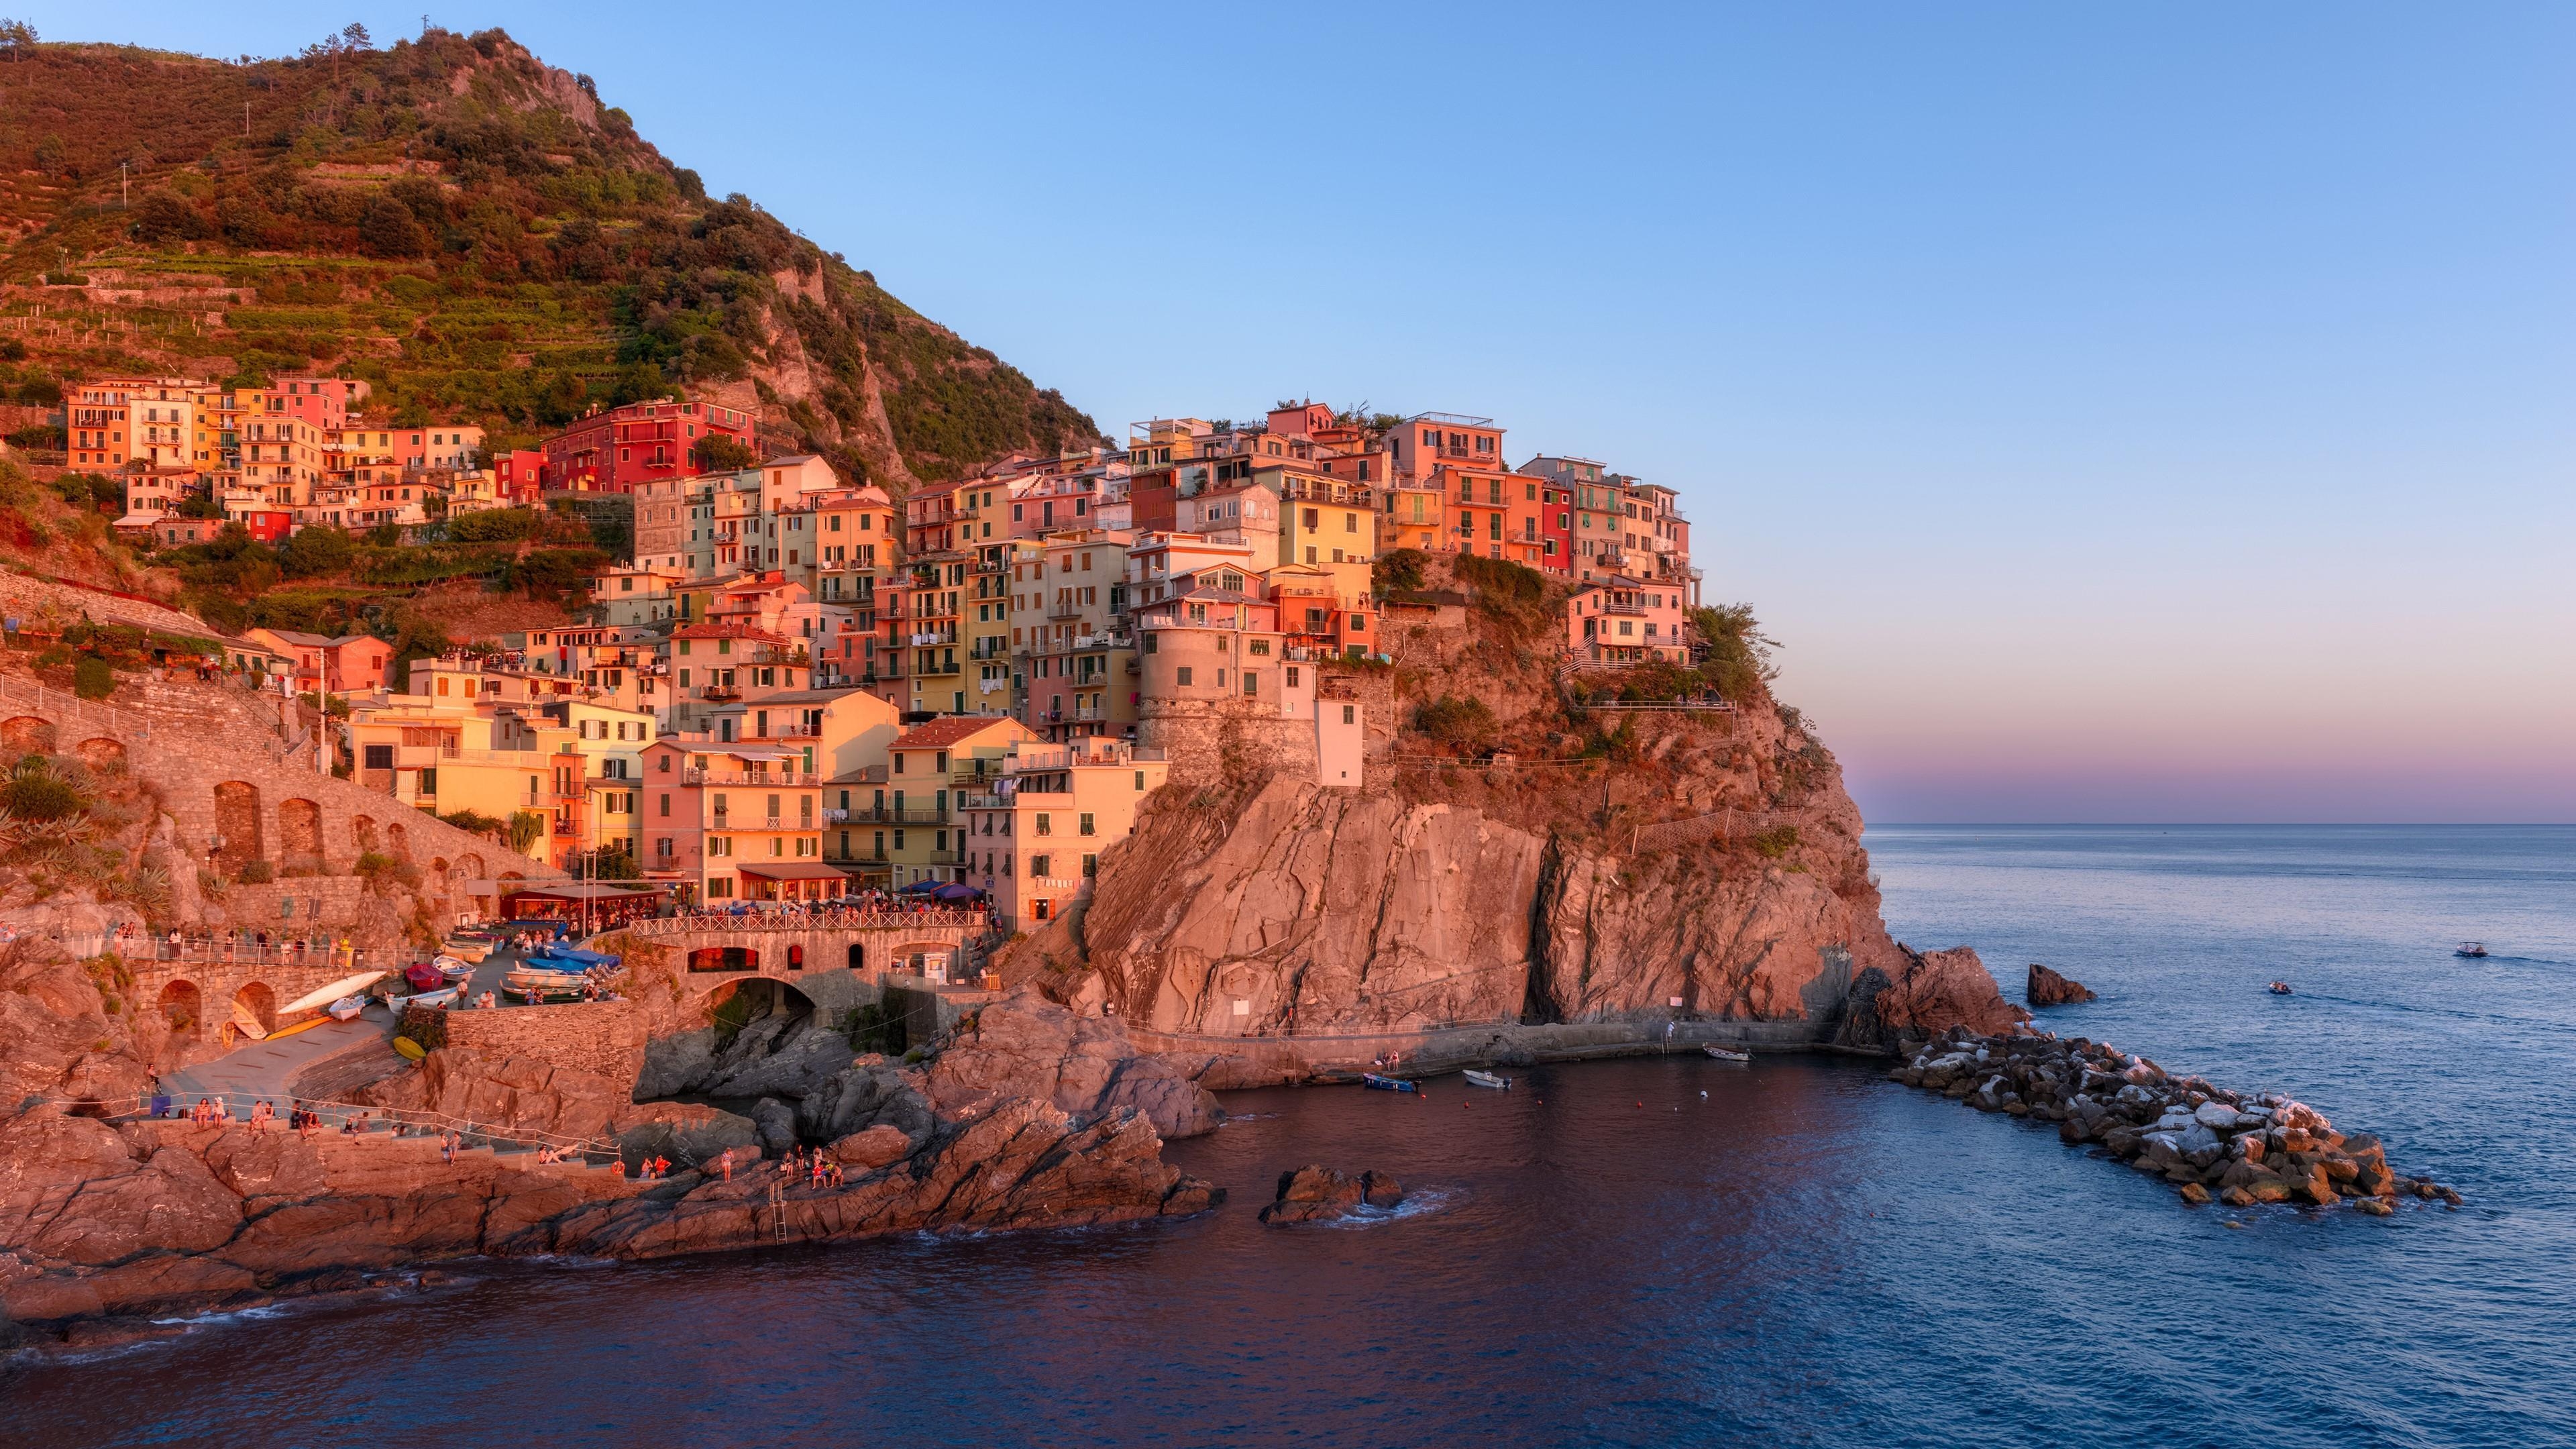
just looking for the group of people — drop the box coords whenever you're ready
[177,1095,355,1138]
[780,1143,847,1191]
[141,926,359,966]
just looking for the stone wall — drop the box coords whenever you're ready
[405,1000,647,1083]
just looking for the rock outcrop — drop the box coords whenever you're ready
[1889,1028,2460,1212]
[2026,964,2096,1006]
[1257,1165,1405,1224]
[922,991,1224,1139]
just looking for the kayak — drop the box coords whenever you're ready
[264,1015,332,1042]
[278,970,389,1016]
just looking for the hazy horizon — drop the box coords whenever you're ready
[50,2,2576,824]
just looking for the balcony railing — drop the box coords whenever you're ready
[699,684,741,702]
[842,804,951,825]
[681,767,818,786]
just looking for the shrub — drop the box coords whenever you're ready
[276,525,354,578]
[1413,694,1495,749]
[353,850,396,879]
[438,808,504,837]
[1373,549,1428,596]
[1752,826,1801,860]
[71,655,114,700]
[3,759,85,821]
[236,859,276,884]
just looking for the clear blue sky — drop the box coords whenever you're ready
[54,3,2576,822]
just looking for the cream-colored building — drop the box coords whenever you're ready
[959,737,1169,930]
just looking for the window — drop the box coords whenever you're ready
[1175,665,1192,686]
[1346,513,1358,533]
[1083,853,1097,877]
[1242,671,1259,698]
[1079,813,1095,836]
[1134,769,1146,790]
[1342,704,1356,724]
[1286,666,1301,688]
[1031,854,1051,878]
[363,744,394,769]
[1036,813,1053,836]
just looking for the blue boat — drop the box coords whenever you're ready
[1362,1073,1419,1094]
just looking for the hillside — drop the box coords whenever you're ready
[0,25,1103,486]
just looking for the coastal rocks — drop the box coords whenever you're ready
[2025,963,2096,1007]
[1258,1166,1404,1224]
[1889,1027,2458,1213]
[632,987,854,1103]
[922,989,1224,1140]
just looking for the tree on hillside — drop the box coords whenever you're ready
[358,195,427,258]
[276,524,353,578]
[694,434,757,472]
[0,19,36,58]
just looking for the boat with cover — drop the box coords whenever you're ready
[2456,941,2489,958]
[1362,1073,1421,1093]
[1703,1045,1752,1063]
[1462,1069,1512,1089]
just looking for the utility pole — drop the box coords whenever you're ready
[244,101,251,140]
[120,162,127,208]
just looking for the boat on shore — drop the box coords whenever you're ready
[1462,1069,1511,1089]
[1703,1046,1752,1063]
[440,940,491,964]
[326,996,368,1022]
[2456,941,2488,958]
[1361,1073,1420,1094]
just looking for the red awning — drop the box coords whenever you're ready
[736,863,856,881]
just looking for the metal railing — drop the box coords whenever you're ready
[614,907,987,937]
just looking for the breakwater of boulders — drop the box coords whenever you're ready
[1891,1028,2462,1213]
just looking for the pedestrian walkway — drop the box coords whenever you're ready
[160,1002,400,1117]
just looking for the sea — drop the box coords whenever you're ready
[5,824,2571,1448]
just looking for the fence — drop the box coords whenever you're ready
[23,1088,623,1166]
[1627,807,1809,855]
[615,907,989,938]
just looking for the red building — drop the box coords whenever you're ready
[493,449,547,504]
[541,399,755,494]
[234,508,294,543]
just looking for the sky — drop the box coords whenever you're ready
[46,3,2576,822]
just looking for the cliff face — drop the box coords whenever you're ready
[1067,566,2022,1049]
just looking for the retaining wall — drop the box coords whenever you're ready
[403,1000,647,1082]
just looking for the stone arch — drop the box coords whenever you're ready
[157,978,202,1038]
[687,945,759,973]
[73,737,125,773]
[458,852,486,880]
[702,975,812,1028]
[386,821,411,861]
[278,798,323,860]
[230,981,276,1038]
[212,782,263,873]
[431,856,449,879]
[1,716,57,754]
[353,815,380,854]
[498,869,524,882]
[846,942,865,972]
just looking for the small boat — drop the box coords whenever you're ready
[2268,981,2294,996]
[326,996,368,1022]
[2455,941,2488,958]
[395,987,460,1011]
[1462,1069,1512,1090]
[440,940,490,964]
[263,1015,332,1042]
[1361,1073,1420,1094]
[1703,1046,1752,1063]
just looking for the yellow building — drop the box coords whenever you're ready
[1266,466,1377,589]
[854,715,1038,887]
[960,737,1169,930]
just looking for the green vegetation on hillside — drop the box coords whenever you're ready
[0,25,1102,478]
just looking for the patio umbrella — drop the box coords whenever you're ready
[930,882,981,903]
[898,879,943,894]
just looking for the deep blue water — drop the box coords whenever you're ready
[5,824,2571,1448]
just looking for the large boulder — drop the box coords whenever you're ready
[1258,1165,1365,1225]
[924,990,1224,1140]
[2025,963,2096,1007]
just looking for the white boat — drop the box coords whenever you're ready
[1703,1045,1752,1063]
[278,969,389,1016]
[1462,1069,1512,1090]
[326,995,368,1022]
[394,987,460,1011]
[440,941,492,964]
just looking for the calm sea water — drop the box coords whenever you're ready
[6,824,2571,1448]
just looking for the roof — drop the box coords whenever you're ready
[892,716,1026,751]
[734,688,881,707]
[672,624,788,642]
[257,629,333,648]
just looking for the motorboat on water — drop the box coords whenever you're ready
[1462,1069,1512,1090]
[1703,1046,1752,1063]
[2455,941,2489,959]
[1361,1073,1421,1094]
[2268,981,2294,996]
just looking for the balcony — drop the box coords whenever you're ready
[843,804,950,826]
[681,767,818,786]
[1047,603,1085,621]
[907,629,958,647]
[699,684,741,702]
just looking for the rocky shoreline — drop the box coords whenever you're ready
[1890,1028,2461,1212]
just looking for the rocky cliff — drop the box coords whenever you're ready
[1053,561,2022,1053]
